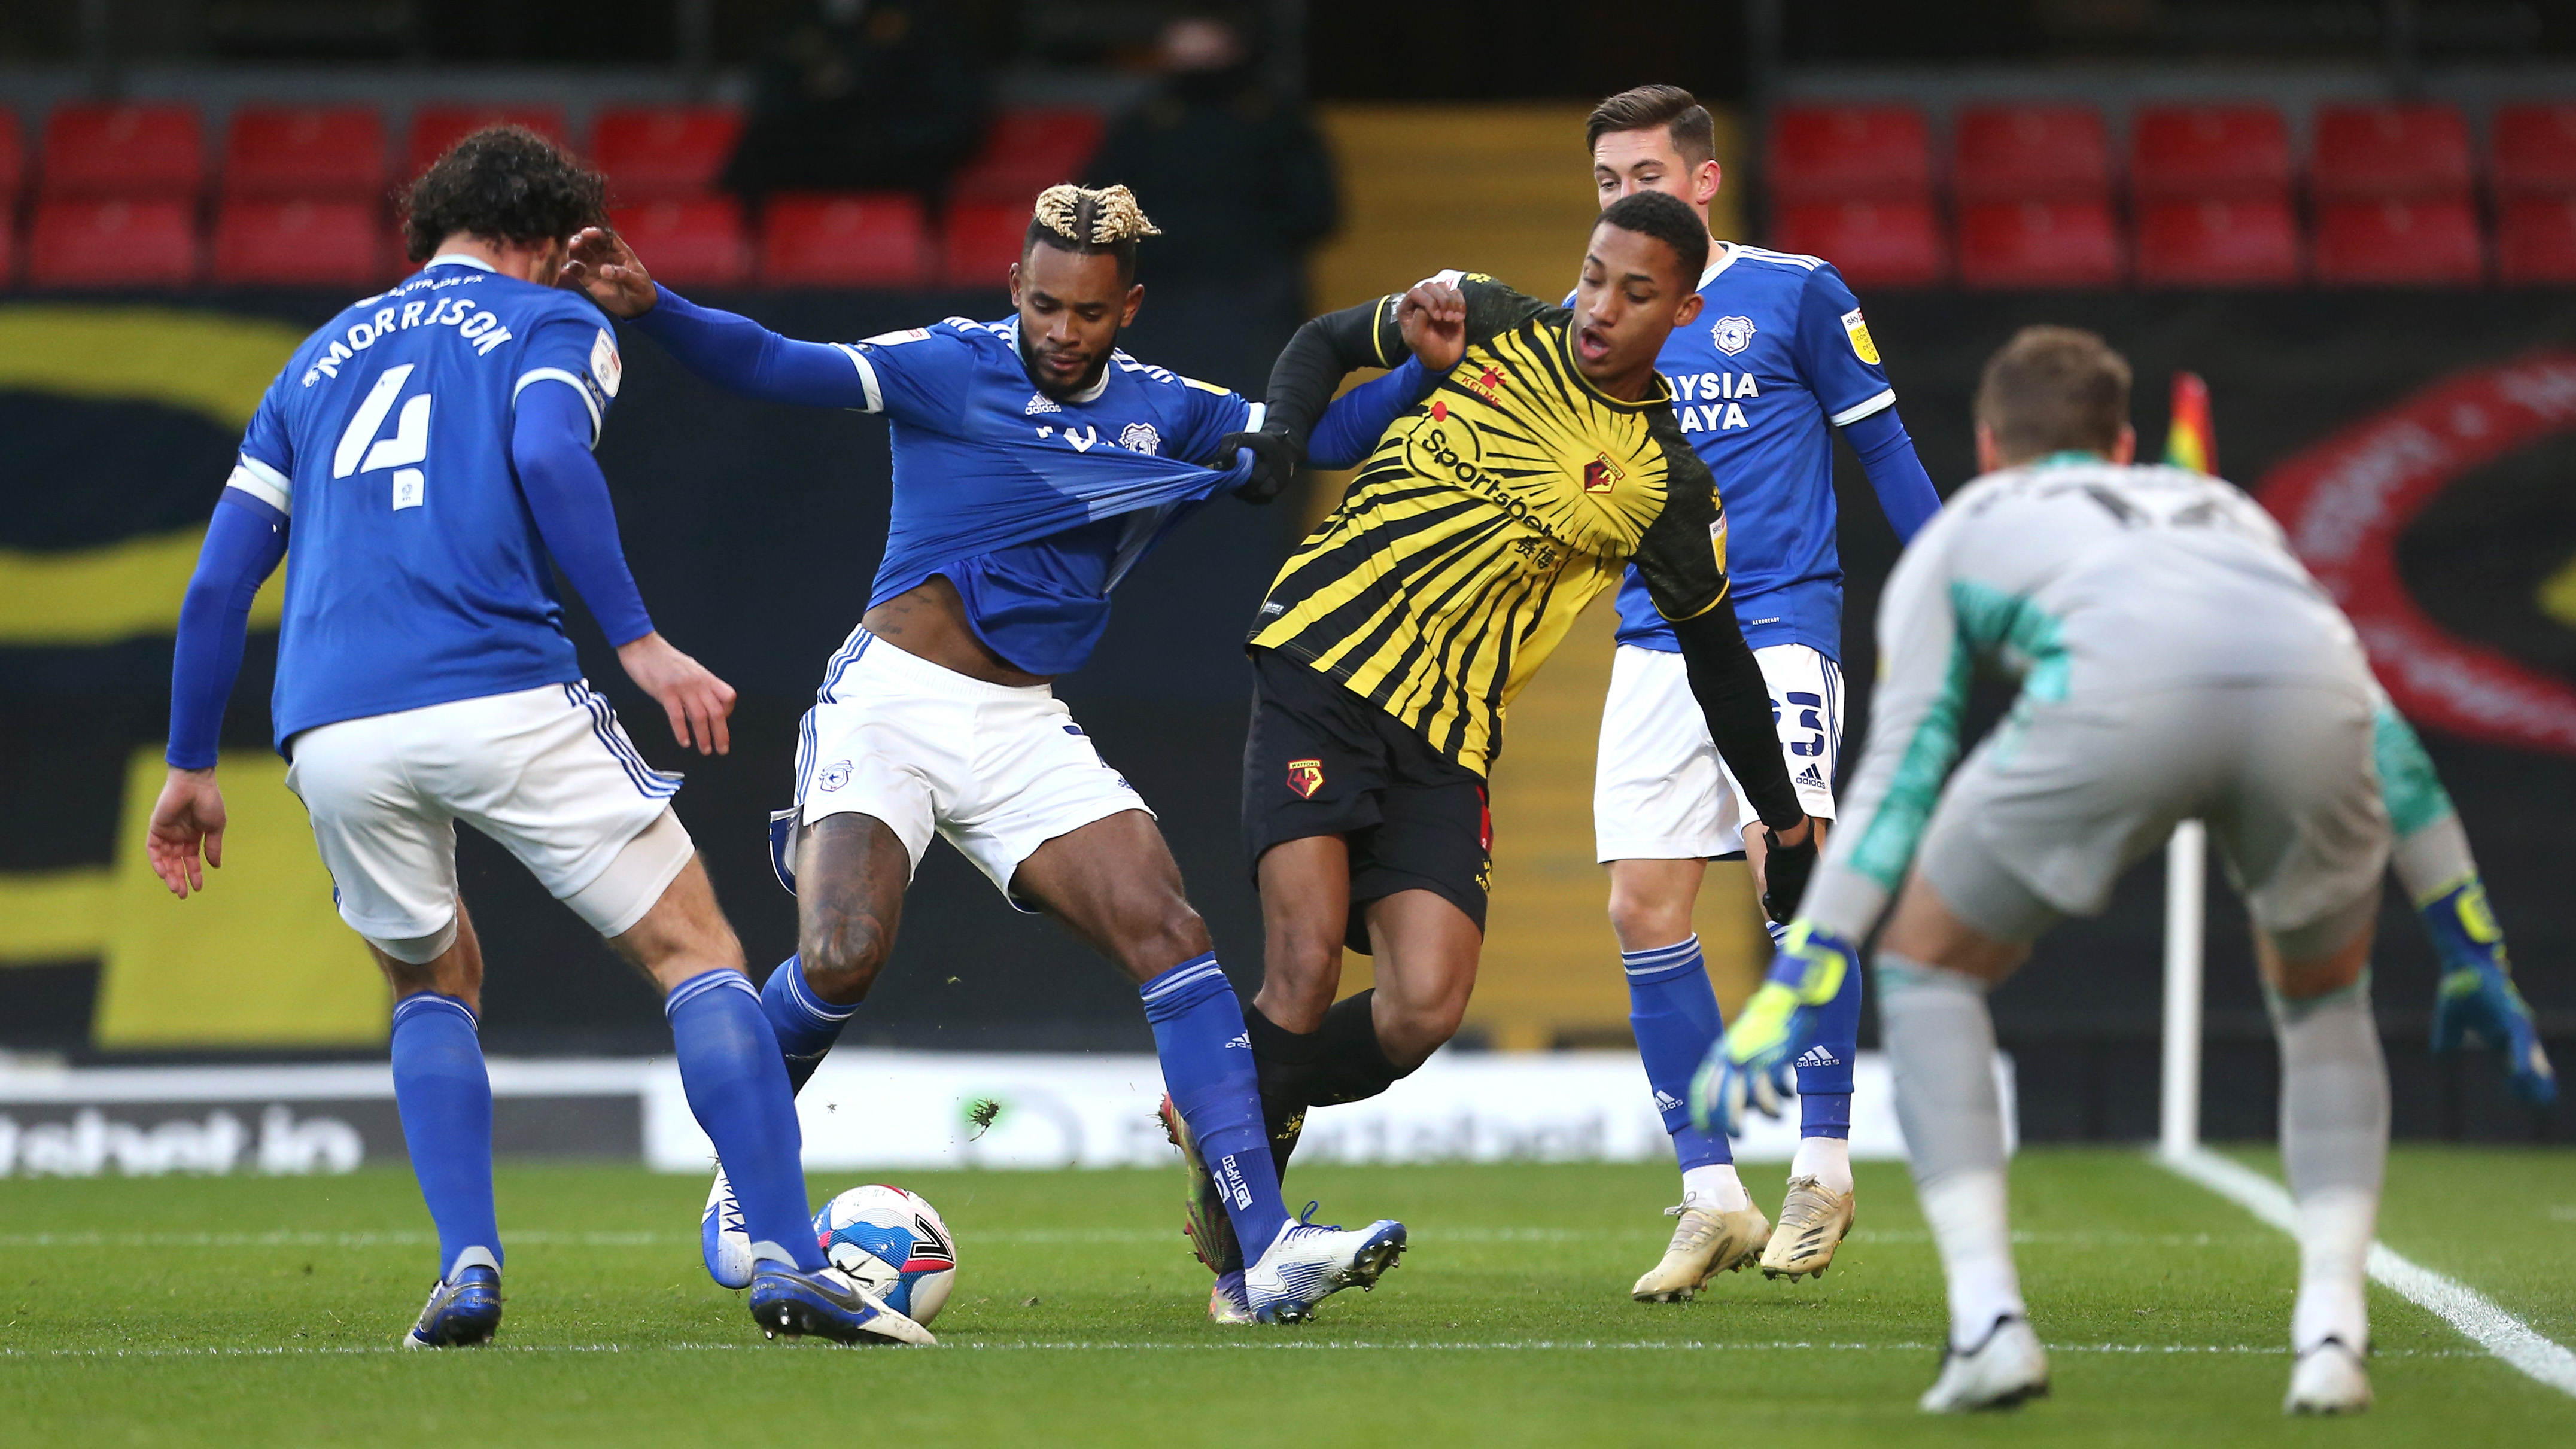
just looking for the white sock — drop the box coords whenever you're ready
[1920,1170,2025,1347]
[1791,1135,1854,1195]
[1681,1163,1750,1213]
[2272,977,2388,1356]
[2292,1187,2376,1354]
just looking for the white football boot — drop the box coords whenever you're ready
[1242,1206,1407,1323]
[701,1165,757,1290]
[1920,1314,2051,1412]
[1759,1177,1856,1281]
[2284,1338,2373,1414]
[1632,1201,1771,1302]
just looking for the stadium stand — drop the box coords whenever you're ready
[1766,104,1933,202]
[0,108,22,208]
[609,197,750,286]
[592,105,742,202]
[222,106,387,200]
[1774,197,1945,287]
[28,197,198,285]
[1952,105,2113,201]
[211,198,384,286]
[2313,197,2483,285]
[2130,103,2292,199]
[951,106,1104,200]
[0,214,15,286]
[2134,196,2301,285]
[940,196,1029,287]
[762,192,928,287]
[41,104,205,197]
[1957,199,2123,288]
[2491,102,2576,196]
[2311,103,2474,201]
[406,104,568,178]
[2498,196,2576,282]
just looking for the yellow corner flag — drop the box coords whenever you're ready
[2164,371,2216,476]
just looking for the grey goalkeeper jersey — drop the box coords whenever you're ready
[1801,456,2374,939]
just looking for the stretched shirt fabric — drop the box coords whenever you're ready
[1601,243,1936,657]
[1249,273,1736,778]
[206,256,635,754]
[1801,456,2374,939]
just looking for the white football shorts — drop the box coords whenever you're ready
[285,680,696,957]
[792,626,1151,906]
[1593,642,1842,862]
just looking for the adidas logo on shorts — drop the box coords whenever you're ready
[1795,763,1826,788]
[1794,1045,1841,1068]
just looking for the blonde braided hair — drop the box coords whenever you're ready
[1032,183,1163,245]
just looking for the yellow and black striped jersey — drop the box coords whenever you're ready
[1249,274,1731,777]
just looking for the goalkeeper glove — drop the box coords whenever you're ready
[1689,920,1859,1137]
[2423,879,2556,1106]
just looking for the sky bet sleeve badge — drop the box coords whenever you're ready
[1841,308,1882,365]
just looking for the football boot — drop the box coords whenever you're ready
[1919,1314,2050,1413]
[2285,1338,2373,1414]
[1157,1095,1245,1276]
[1759,1177,1856,1281]
[402,1250,502,1349]
[701,1165,758,1290]
[747,1262,935,1346]
[1631,1200,1770,1302]
[1242,1204,1406,1323]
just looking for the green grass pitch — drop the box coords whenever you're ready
[3,1147,2571,1445]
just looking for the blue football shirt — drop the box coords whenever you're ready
[226,256,624,748]
[834,317,1258,675]
[1602,245,1897,659]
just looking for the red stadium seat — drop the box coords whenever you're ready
[2492,104,2576,197]
[942,198,1032,288]
[2312,198,2483,285]
[211,199,385,287]
[28,198,198,287]
[1952,105,2111,201]
[1956,200,2122,288]
[1772,199,1945,288]
[2498,197,2576,283]
[2311,104,2471,201]
[2130,104,2291,199]
[761,193,927,287]
[1768,105,1933,202]
[593,106,742,201]
[2134,197,2300,286]
[610,197,748,286]
[951,108,1106,201]
[223,106,387,199]
[0,109,22,206]
[0,217,16,287]
[42,104,204,197]
[406,105,568,181]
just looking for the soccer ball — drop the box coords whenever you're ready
[810,1184,957,1325]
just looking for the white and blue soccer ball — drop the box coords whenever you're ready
[811,1183,957,1325]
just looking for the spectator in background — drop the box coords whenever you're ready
[722,0,988,208]
[1085,14,1337,310]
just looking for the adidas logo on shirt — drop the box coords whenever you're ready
[1794,1045,1841,1068]
[1653,1090,1683,1112]
[1025,392,1062,415]
[1225,1032,1251,1049]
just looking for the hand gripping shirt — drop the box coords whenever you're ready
[837,318,1259,675]
[1248,274,1733,777]
[1603,245,1898,658]
[227,258,624,748]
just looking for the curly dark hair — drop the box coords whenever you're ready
[400,124,607,263]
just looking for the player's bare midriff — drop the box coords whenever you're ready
[862,575,1052,687]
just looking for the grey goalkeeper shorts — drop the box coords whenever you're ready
[1919,679,2391,958]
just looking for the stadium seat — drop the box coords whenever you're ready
[1768,105,1933,202]
[2130,104,2291,199]
[1771,199,1945,288]
[1956,200,2122,288]
[41,103,205,197]
[223,106,387,199]
[762,193,927,287]
[942,198,1032,288]
[406,105,568,181]
[2311,104,2471,201]
[1952,105,2111,201]
[609,197,747,286]
[2492,103,2576,197]
[2134,197,2300,286]
[951,108,1106,201]
[592,106,742,201]
[2498,196,2576,283]
[27,198,198,287]
[211,199,384,286]
[0,109,22,207]
[0,218,16,288]
[2312,198,2482,285]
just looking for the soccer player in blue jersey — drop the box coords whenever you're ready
[564,184,1426,1325]
[1577,87,1945,1299]
[145,127,925,1348]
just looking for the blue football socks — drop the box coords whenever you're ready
[1798,941,1863,1141]
[1141,954,1289,1258]
[388,991,501,1281]
[666,969,825,1271]
[761,955,854,1094]
[1623,936,1733,1171]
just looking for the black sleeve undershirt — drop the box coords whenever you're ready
[1263,297,1400,449]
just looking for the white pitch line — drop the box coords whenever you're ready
[2156,1145,2576,1398]
[0,1340,2492,1362]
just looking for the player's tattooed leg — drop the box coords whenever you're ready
[795,812,913,1007]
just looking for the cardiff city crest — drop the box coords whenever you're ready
[1711,315,1757,355]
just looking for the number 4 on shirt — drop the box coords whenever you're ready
[336,363,433,510]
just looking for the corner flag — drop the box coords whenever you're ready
[2164,371,2215,475]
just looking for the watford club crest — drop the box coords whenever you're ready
[1582,452,1626,493]
[1285,759,1326,799]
